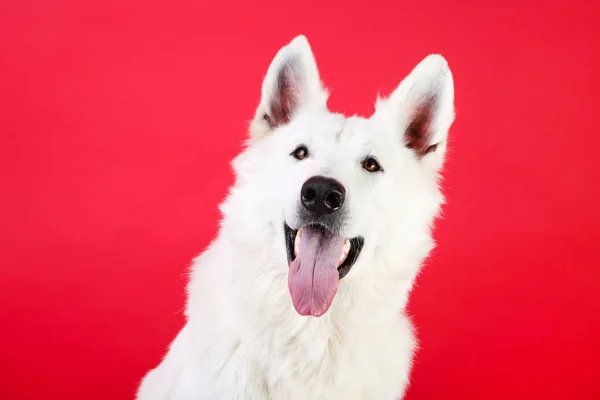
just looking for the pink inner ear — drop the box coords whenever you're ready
[404,101,438,158]
[264,62,301,129]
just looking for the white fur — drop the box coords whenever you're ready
[137,35,455,400]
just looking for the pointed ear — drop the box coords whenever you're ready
[249,35,329,140]
[375,54,455,170]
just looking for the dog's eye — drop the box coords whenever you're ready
[362,157,382,173]
[291,146,309,160]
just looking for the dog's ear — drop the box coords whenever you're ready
[374,55,455,171]
[249,35,328,140]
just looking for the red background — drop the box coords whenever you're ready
[1,1,599,399]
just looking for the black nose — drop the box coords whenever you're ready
[300,176,346,217]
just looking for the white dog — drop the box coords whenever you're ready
[137,35,455,400]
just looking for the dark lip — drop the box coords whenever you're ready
[284,223,364,280]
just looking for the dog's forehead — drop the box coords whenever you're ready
[333,115,389,153]
[305,113,375,141]
[337,115,373,138]
[283,111,390,156]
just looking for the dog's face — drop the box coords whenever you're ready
[228,36,454,317]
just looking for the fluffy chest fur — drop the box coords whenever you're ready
[182,239,417,400]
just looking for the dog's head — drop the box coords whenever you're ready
[226,36,454,317]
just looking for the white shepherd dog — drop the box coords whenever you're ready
[137,35,455,400]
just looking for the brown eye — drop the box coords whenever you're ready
[362,157,382,172]
[291,145,309,160]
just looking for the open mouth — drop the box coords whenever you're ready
[284,223,364,280]
[284,223,364,317]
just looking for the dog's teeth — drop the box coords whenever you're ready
[339,239,351,265]
[294,228,302,257]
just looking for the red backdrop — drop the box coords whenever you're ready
[1,0,599,399]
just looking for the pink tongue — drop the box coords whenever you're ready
[288,226,345,317]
